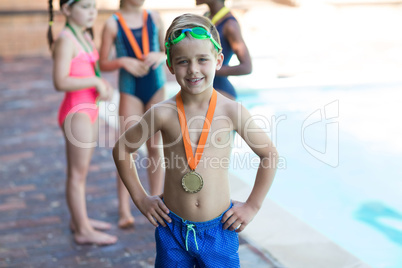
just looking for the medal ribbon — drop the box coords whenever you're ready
[211,6,230,25]
[115,11,150,60]
[176,90,217,171]
[66,23,101,78]
[66,23,101,106]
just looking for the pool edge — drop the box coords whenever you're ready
[230,172,373,268]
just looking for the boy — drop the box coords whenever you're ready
[113,13,277,267]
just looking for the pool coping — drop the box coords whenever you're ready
[229,173,372,268]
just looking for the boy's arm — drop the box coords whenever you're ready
[222,104,277,232]
[112,106,171,227]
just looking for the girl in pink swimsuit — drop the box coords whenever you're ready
[57,29,100,127]
[48,0,116,246]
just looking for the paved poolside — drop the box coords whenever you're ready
[0,57,280,267]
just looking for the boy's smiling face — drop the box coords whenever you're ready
[168,37,223,95]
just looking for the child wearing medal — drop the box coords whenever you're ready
[47,0,116,245]
[99,0,167,228]
[196,0,252,100]
[113,13,277,266]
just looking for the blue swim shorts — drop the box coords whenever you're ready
[154,203,240,268]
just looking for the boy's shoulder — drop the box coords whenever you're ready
[216,92,242,116]
[215,93,253,131]
[150,96,177,117]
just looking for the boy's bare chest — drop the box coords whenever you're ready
[162,112,234,151]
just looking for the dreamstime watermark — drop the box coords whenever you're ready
[62,99,339,168]
[64,102,284,150]
[129,151,286,174]
[301,100,339,167]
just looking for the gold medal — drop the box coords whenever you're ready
[176,89,217,194]
[182,171,203,193]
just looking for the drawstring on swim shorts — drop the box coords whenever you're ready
[185,223,199,251]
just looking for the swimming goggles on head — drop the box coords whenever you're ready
[66,0,79,6]
[165,27,222,67]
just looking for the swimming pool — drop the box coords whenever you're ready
[231,82,402,268]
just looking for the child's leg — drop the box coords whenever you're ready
[70,218,111,231]
[116,172,134,228]
[116,93,145,228]
[145,87,166,196]
[68,118,111,232]
[63,113,117,245]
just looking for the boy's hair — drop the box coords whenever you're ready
[47,0,94,49]
[164,13,222,59]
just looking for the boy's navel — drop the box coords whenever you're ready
[195,201,200,207]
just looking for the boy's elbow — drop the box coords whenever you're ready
[269,146,278,160]
[261,146,278,168]
[112,141,120,162]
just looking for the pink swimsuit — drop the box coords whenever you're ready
[58,30,99,127]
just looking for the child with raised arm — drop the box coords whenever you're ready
[113,13,277,266]
[99,0,166,228]
[196,0,252,100]
[48,0,116,245]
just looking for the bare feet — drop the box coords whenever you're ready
[118,215,135,229]
[70,218,112,232]
[74,229,117,246]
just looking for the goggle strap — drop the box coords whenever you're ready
[165,27,221,67]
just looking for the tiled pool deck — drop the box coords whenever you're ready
[0,57,281,267]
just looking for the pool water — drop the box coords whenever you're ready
[231,82,402,268]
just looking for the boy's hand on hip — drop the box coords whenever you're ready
[221,200,258,233]
[138,195,171,227]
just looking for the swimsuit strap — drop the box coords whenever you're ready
[61,29,85,54]
[115,10,149,60]
[83,32,96,49]
[216,15,237,27]
[211,6,230,24]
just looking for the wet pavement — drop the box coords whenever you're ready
[0,56,280,268]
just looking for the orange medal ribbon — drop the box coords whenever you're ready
[115,11,149,60]
[176,89,217,171]
[176,90,217,193]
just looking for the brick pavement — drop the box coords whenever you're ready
[0,57,279,268]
